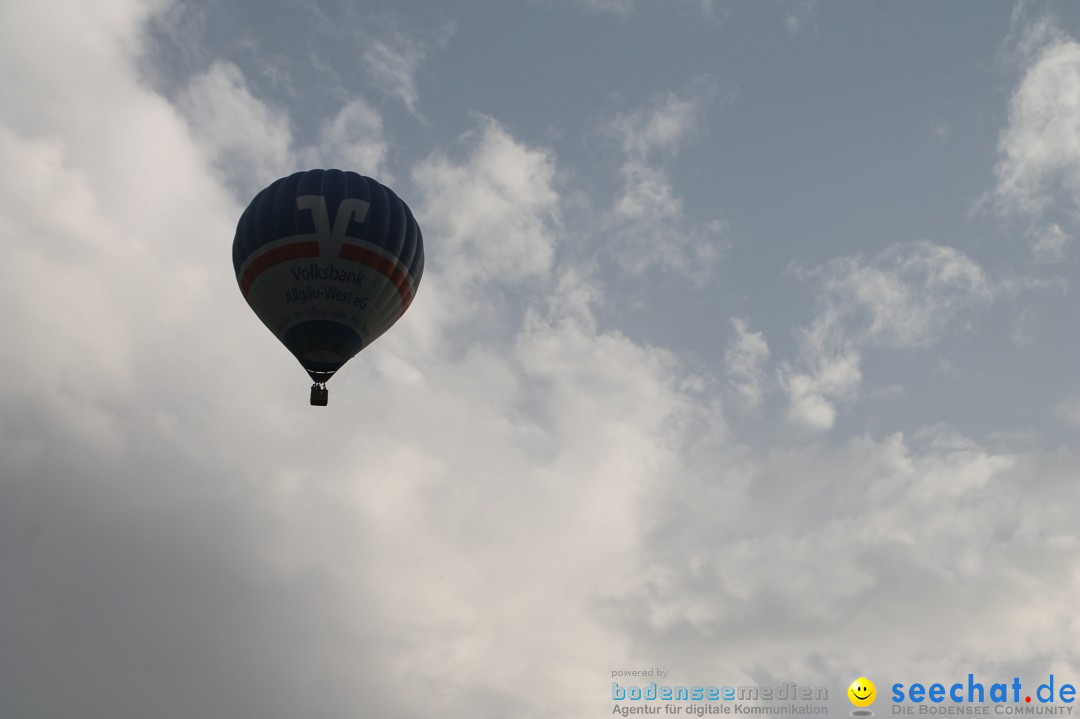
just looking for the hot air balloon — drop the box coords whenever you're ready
[233,169,424,405]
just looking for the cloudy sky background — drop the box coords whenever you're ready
[3,0,1080,716]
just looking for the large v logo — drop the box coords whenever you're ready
[296,195,371,259]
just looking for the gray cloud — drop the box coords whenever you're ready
[5,2,1080,717]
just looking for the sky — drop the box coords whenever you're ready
[3,0,1080,717]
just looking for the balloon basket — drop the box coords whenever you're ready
[310,384,329,406]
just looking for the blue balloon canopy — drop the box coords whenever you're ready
[233,169,424,394]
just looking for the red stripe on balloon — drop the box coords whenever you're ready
[239,241,321,296]
[240,241,414,311]
[339,244,414,310]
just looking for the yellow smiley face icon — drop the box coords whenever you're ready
[848,677,876,707]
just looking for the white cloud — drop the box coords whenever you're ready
[177,62,393,200]
[781,349,861,431]
[992,24,1080,220]
[601,79,728,281]
[1053,396,1080,428]
[177,60,295,196]
[725,317,770,410]
[805,241,993,349]
[0,129,135,405]
[782,242,993,431]
[607,78,715,159]
[613,160,682,220]
[783,0,818,35]
[302,99,389,181]
[1028,222,1073,262]
[607,428,1080,681]
[361,21,454,118]
[412,118,560,294]
[607,162,727,280]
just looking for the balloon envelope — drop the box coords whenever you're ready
[233,169,424,383]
